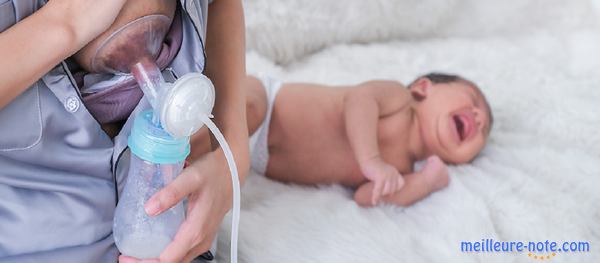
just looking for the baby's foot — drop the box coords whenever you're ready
[420,155,449,191]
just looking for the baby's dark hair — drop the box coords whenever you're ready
[412,72,494,134]
[420,73,464,84]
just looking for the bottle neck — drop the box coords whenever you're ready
[128,110,191,164]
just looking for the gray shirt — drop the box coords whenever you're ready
[0,1,209,262]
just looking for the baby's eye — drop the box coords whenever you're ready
[469,94,479,107]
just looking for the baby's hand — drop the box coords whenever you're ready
[361,156,405,205]
[420,155,450,191]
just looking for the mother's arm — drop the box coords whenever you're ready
[202,0,250,180]
[0,0,126,109]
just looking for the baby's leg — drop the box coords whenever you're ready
[354,156,449,207]
[188,76,268,160]
[244,76,269,134]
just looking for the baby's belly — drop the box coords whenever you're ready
[266,138,367,187]
[265,85,366,186]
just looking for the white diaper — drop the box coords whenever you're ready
[249,75,282,175]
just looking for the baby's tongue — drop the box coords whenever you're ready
[453,108,475,142]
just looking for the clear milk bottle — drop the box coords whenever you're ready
[113,110,190,259]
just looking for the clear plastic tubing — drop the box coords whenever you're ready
[200,115,240,263]
[128,58,240,263]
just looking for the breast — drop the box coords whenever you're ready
[74,0,177,73]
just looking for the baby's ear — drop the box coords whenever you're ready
[410,78,432,101]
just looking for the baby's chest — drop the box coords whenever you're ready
[378,110,414,173]
[381,146,413,174]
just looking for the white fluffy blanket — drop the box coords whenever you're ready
[216,1,600,262]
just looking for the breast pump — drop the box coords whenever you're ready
[74,1,241,261]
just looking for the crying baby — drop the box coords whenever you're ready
[204,73,493,207]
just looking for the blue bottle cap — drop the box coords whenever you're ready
[128,110,190,164]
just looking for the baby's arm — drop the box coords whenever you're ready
[343,80,412,204]
[0,0,126,109]
[354,156,450,207]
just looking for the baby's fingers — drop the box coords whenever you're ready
[396,175,405,190]
[371,180,384,205]
[382,178,393,196]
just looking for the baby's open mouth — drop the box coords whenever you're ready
[452,111,475,143]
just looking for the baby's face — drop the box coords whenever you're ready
[412,80,491,164]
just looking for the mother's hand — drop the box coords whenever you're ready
[119,149,234,263]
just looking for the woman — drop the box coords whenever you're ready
[0,0,249,262]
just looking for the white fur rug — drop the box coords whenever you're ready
[216,1,600,262]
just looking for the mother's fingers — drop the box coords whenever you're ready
[118,255,159,263]
[162,228,215,263]
[182,244,216,263]
[144,166,203,216]
[160,197,215,262]
[158,221,196,263]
